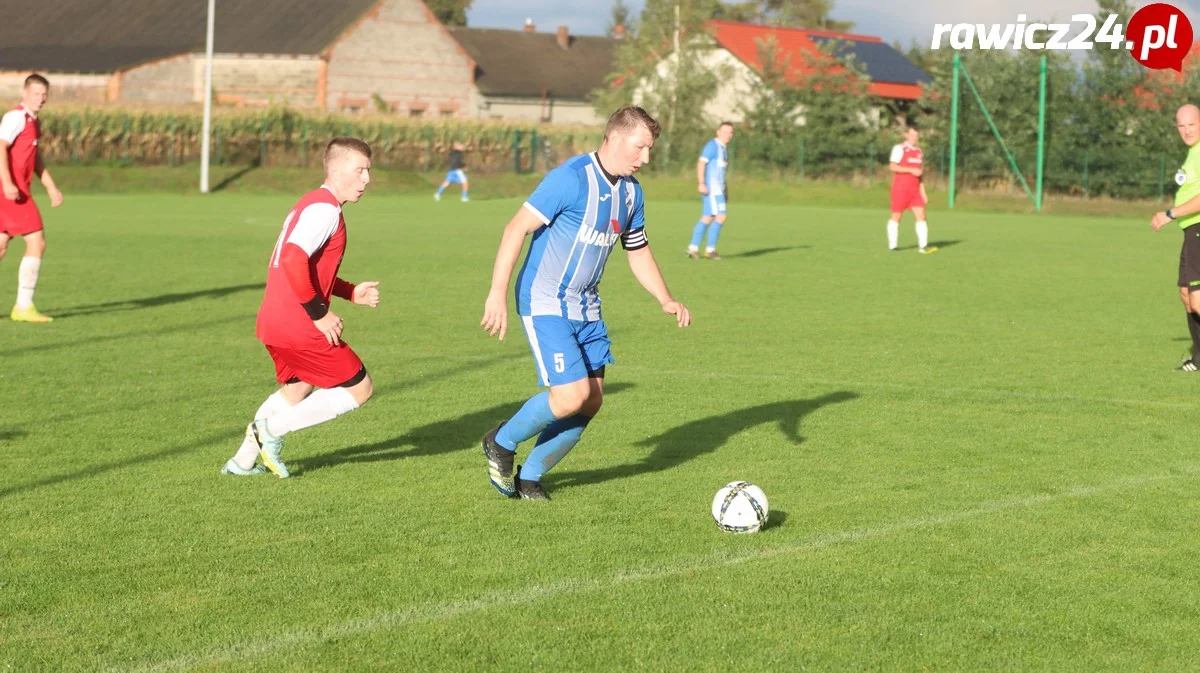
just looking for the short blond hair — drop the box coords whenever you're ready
[324,137,372,174]
[604,106,661,142]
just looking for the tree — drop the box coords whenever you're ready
[607,0,632,37]
[424,0,472,27]
[593,0,726,169]
[711,0,853,30]
[736,37,804,167]
[789,40,875,174]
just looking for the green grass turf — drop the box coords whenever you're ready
[2,186,1200,671]
[39,162,1172,220]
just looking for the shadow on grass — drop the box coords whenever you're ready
[52,283,263,319]
[293,382,635,475]
[723,246,809,259]
[0,353,526,498]
[0,428,29,443]
[895,239,964,252]
[211,164,260,192]
[765,509,787,531]
[551,391,859,490]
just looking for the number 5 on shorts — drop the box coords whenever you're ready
[554,353,565,373]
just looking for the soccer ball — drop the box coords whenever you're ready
[711,481,769,533]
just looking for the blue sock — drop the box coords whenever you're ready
[495,392,555,451]
[520,415,591,481]
[436,185,446,196]
[690,220,707,249]
[461,189,469,199]
[706,221,724,250]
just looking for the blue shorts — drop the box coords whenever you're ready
[520,315,614,386]
[702,192,727,217]
[444,169,467,184]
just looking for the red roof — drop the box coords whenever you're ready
[707,20,927,101]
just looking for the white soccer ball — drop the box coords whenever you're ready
[711,481,769,533]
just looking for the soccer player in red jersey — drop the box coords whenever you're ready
[223,137,381,478]
[0,74,63,322]
[887,125,935,254]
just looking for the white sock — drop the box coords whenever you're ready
[266,387,360,437]
[687,244,699,252]
[232,391,292,469]
[16,256,40,309]
[915,221,929,249]
[886,221,899,249]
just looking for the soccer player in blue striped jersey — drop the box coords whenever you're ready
[479,105,692,501]
[688,122,734,260]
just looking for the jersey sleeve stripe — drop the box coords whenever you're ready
[523,201,551,225]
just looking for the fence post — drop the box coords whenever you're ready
[513,130,523,174]
[214,123,223,166]
[166,114,175,167]
[530,130,539,173]
[70,113,80,165]
[121,115,131,164]
[427,125,436,171]
[867,143,874,186]
[798,139,805,179]
[1083,150,1089,198]
[1160,154,1166,200]
[300,122,308,169]
[260,119,268,167]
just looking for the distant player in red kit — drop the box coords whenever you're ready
[887,125,936,254]
[0,74,64,322]
[222,137,381,478]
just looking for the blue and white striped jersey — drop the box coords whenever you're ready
[516,153,648,321]
[700,139,729,195]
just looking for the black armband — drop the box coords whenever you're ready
[301,296,329,321]
[621,227,649,251]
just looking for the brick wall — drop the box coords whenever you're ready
[325,0,477,116]
[0,72,109,104]
[119,55,195,105]
[201,56,321,108]
[481,98,603,125]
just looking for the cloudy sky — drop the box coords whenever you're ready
[467,0,1200,46]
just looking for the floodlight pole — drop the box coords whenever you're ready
[948,53,959,209]
[200,0,215,193]
[1035,55,1047,212]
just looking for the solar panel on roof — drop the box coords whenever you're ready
[808,36,931,85]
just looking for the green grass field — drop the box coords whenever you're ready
[3,186,1200,671]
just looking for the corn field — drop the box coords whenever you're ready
[37,108,605,174]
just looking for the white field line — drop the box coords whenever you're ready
[122,465,1199,673]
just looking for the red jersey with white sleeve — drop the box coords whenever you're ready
[889,142,923,193]
[256,186,349,350]
[0,104,40,190]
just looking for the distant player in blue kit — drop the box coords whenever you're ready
[687,121,734,260]
[435,141,469,202]
[479,105,692,501]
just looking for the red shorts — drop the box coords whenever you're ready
[0,189,43,237]
[890,189,926,213]
[265,342,364,389]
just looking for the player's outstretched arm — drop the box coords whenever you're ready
[1153,193,1200,230]
[481,206,545,340]
[627,245,691,328]
[34,154,62,207]
[332,278,380,307]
